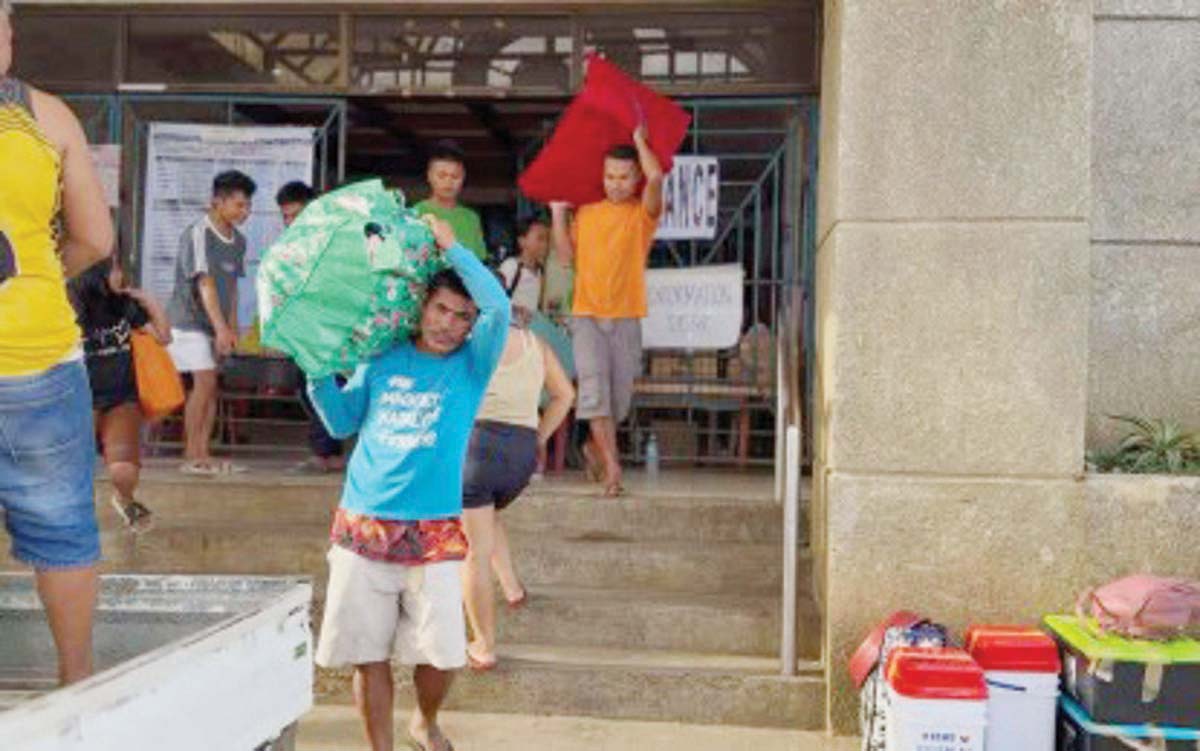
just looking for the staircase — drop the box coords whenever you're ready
[84,464,824,729]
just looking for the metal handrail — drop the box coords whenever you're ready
[776,108,811,676]
[777,279,803,676]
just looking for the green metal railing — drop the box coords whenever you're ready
[64,93,347,279]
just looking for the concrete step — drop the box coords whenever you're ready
[511,535,791,595]
[95,522,821,660]
[306,582,819,660]
[96,523,329,578]
[315,645,826,729]
[506,491,792,546]
[97,522,799,597]
[297,705,859,751]
[96,470,801,545]
[50,467,830,730]
[498,586,820,658]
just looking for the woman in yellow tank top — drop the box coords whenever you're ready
[0,0,115,688]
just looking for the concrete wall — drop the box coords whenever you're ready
[1088,3,1200,447]
[814,0,1094,733]
[815,0,1200,733]
[1083,474,1200,577]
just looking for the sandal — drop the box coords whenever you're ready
[581,443,605,483]
[602,482,625,498]
[110,495,154,534]
[218,460,248,475]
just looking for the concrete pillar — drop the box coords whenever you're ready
[813,0,1093,732]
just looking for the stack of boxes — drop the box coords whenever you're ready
[1045,615,1200,750]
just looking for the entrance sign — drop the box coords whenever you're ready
[140,123,315,333]
[642,263,743,349]
[656,156,720,241]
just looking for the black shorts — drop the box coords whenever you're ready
[462,420,538,511]
[92,380,139,414]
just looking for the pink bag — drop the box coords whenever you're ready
[1076,574,1200,640]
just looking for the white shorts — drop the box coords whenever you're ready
[166,328,216,373]
[315,546,467,671]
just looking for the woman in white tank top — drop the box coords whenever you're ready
[460,305,574,670]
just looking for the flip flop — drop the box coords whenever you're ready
[284,458,328,475]
[506,589,528,611]
[109,496,154,534]
[466,651,498,672]
[179,461,220,476]
[406,727,456,751]
[602,482,626,498]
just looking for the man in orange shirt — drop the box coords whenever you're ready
[551,125,663,496]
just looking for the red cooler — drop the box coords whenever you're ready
[965,625,1061,751]
[886,648,988,751]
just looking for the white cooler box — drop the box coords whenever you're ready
[886,647,988,751]
[965,625,1061,751]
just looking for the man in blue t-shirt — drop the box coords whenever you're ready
[307,216,509,751]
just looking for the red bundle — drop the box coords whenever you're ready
[519,54,691,206]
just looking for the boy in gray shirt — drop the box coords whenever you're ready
[165,170,255,475]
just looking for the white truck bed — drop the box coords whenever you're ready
[0,574,313,751]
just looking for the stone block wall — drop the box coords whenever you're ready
[1088,3,1200,447]
[806,0,1200,735]
[814,0,1094,733]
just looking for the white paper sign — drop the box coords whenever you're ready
[90,144,121,209]
[642,264,744,349]
[140,123,315,333]
[656,156,720,241]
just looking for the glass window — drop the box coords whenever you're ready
[352,15,573,94]
[583,9,816,90]
[11,14,119,88]
[128,16,340,87]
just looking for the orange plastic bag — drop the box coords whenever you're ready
[130,330,185,419]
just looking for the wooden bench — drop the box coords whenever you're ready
[630,376,774,466]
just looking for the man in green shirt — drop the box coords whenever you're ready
[414,140,488,262]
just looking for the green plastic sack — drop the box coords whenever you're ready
[257,179,448,377]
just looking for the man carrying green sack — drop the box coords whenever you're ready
[307,216,510,751]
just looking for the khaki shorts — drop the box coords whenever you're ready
[315,546,466,670]
[571,317,643,422]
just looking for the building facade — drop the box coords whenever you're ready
[10,0,1199,733]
